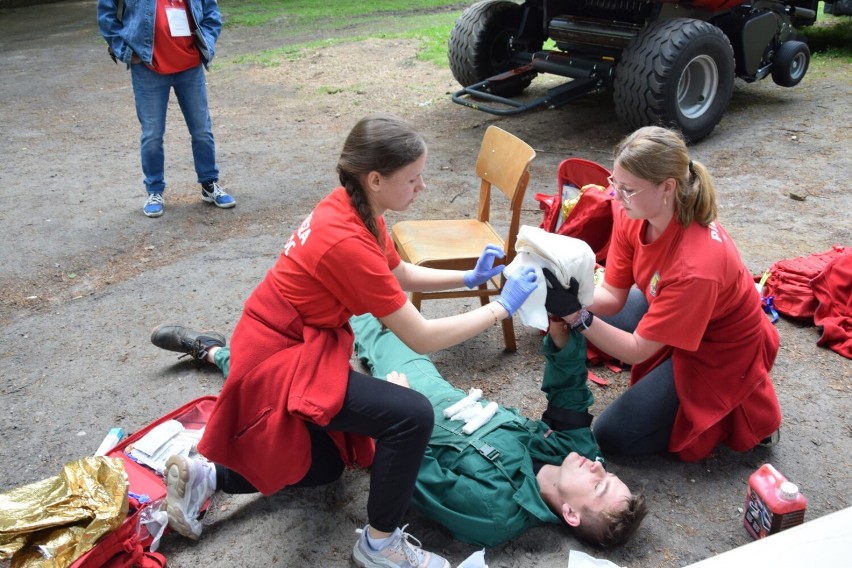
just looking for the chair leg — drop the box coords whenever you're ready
[411,292,423,311]
[501,316,516,352]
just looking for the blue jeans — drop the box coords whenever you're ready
[130,63,218,194]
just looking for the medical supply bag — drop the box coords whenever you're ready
[759,245,848,320]
[534,158,616,265]
[71,395,218,568]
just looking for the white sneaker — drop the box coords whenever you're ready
[164,455,215,539]
[352,524,450,568]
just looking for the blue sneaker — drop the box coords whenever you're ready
[143,193,164,217]
[201,181,236,209]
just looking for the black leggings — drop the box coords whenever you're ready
[591,288,680,455]
[215,369,434,533]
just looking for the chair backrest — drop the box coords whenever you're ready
[474,125,536,262]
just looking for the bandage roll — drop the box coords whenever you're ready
[450,403,483,422]
[443,388,483,418]
[462,401,499,435]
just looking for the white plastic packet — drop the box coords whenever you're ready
[457,548,488,568]
[568,550,625,568]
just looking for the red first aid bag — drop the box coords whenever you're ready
[761,245,849,320]
[71,396,217,568]
[535,158,616,264]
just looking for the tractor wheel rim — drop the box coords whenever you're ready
[677,54,719,120]
[790,52,807,81]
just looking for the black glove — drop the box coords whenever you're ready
[542,268,581,317]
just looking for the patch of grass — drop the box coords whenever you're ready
[219,0,465,29]
[230,38,344,66]
[380,13,462,65]
[801,2,852,61]
[226,11,462,68]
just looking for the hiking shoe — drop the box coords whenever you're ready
[201,181,235,209]
[352,524,450,568]
[164,455,215,540]
[150,324,226,361]
[143,193,164,217]
[759,428,781,448]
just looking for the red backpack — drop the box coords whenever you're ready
[759,245,849,320]
[536,158,625,378]
[534,158,616,265]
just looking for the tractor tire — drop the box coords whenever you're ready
[448,0,542,97]
[771,41,810,87]
[613,18,735,143]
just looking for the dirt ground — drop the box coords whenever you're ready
[1,2,850,567]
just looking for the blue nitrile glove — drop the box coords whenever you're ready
[494,266,538,316]
[464,244,506,288]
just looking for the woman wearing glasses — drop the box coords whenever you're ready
[545,126,781,462]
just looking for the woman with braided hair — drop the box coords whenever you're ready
[544,126,782,462]
[162,114,537,568]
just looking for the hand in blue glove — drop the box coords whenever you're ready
[464,244,506,288]
[494,265,538,316]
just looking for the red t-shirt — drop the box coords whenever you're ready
[605,209,756,351]
[148,0,200,74]
[604,208,781,460]
[268,187,408,326]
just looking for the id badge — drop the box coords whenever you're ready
[166,7,191,37]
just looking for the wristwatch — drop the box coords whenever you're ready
[570,308,594,330]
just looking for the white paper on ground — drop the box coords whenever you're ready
[568,550,625,568]
[457,548,488,568]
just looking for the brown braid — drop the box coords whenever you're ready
[337,114,427,247]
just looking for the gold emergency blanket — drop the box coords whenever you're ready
[0,456,128,568]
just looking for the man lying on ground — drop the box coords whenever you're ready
[151,314,646,549]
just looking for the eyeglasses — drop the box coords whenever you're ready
[607,175,649,205]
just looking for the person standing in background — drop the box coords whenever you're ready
[97,0,235,217]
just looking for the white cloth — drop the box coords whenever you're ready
[505,225,596,331]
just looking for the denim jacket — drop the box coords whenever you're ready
[97,0,222,69]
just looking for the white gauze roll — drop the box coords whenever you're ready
[443,388,483,418]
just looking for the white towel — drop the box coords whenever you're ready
[505,225,596,331]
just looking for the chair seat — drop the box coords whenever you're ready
[392,219,503,270]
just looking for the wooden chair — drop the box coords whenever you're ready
[390,125,536,352]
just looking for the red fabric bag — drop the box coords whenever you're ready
[534,158,616,264]
[761,245,848,319]
[71,396,217,568]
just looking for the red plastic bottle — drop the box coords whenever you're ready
[743,463,808,539]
